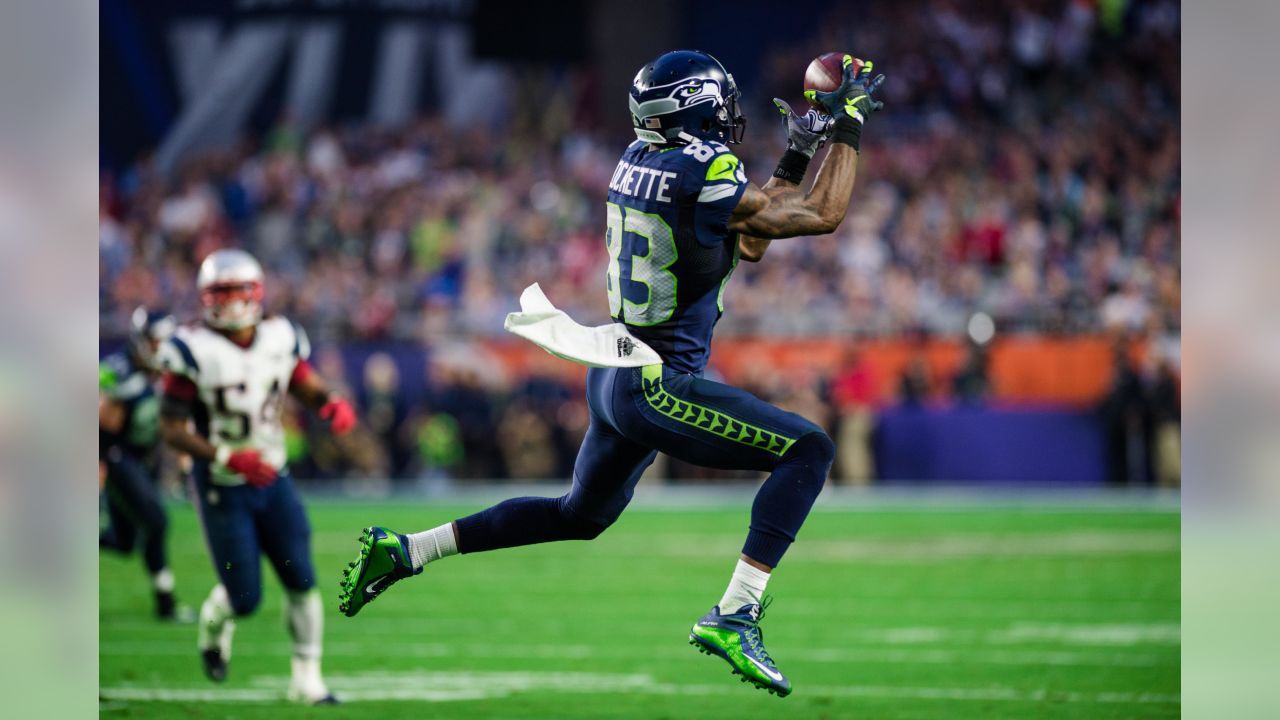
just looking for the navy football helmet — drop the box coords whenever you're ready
[128,306,176,369]
[629,50,746,145]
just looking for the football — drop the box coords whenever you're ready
[803,51,863,109]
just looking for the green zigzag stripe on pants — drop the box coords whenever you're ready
[640,365,797,457]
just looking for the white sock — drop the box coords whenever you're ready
[285,589,328,700]
[284,589,324,660]
[407,523,459,570]
[289,655,327,700]
[718,559,770,614]
[152,567,175,593]
[198,584,235,657]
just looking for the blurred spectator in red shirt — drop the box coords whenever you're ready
[832,348,880,484]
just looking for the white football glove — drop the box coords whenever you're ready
[773,98,834,159]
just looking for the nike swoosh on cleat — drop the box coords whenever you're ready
[364,577,390,596]
[745,655,784,683]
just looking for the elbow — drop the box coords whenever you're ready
[736,235,768,262]
[817,207,847,235]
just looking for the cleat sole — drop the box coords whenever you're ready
[689,632,789,697]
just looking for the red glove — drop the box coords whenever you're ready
[320,396,357,435]
[222,449,278,487]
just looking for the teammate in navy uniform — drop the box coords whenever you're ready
[339,50,885,697]
[99,307,189,621]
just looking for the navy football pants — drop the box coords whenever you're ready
[100,451,169,575]
[192,467,316,616]
[456,365,834,567]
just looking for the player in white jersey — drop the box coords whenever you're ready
[156,248,357,705]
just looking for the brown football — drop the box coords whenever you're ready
[803,52,863,109]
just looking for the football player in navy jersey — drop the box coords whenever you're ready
[341,50,884,697]
[100,307,190,621]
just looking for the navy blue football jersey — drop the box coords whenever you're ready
[99,351,161,457]
[605,138,748,374]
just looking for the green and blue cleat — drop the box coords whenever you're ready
[689,598,792,697]
[338,526,420,617]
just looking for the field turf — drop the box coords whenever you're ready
[100,496,1179,718]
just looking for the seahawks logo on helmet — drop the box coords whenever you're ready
[630,78,728,142]
[629,50,746,145]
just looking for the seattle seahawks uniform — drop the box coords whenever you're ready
[158,316,316,614]
[455,134,832,569]
[338,49,853,699]
[99,350,170,581]
[604,137,747,374]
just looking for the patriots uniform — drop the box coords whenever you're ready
[158,316,309,482]
[158,317,317,614]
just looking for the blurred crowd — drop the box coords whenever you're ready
[258,336,1179,487]
[102,0,1179,483]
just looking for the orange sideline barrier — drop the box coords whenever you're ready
[478,336,1142,406]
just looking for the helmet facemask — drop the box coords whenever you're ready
[197,248,266,331]
[717,77,747,144]
[201,282,264,330]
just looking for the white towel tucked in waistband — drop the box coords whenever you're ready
[503,283,663,368]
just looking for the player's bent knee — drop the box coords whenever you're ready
[227,587,262,617]
[785,431,836,482]
[561,512,611,540]
[811,430,837,466]
[556,492,618,541]
[786,428,834,457]
[280,572,316,594]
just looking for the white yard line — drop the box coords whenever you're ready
[104,619,1180,651]
[626,531,1179,562]
[99,670,1180,705]
[99,638,1176,666]
[987,622,1183,645]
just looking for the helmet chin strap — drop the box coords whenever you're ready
[676,131,699,144]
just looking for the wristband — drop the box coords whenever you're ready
[829,114,863,152]
[214,446,232,466]
[772,149,810,184]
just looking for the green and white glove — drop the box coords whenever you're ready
[804,56,886,125]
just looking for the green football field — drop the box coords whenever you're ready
[100,496,1180,719]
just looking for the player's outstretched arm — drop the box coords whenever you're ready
[736,99,834,261]
[289,360,357,435]
[730,56,884,243]
[730,143,859,241]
